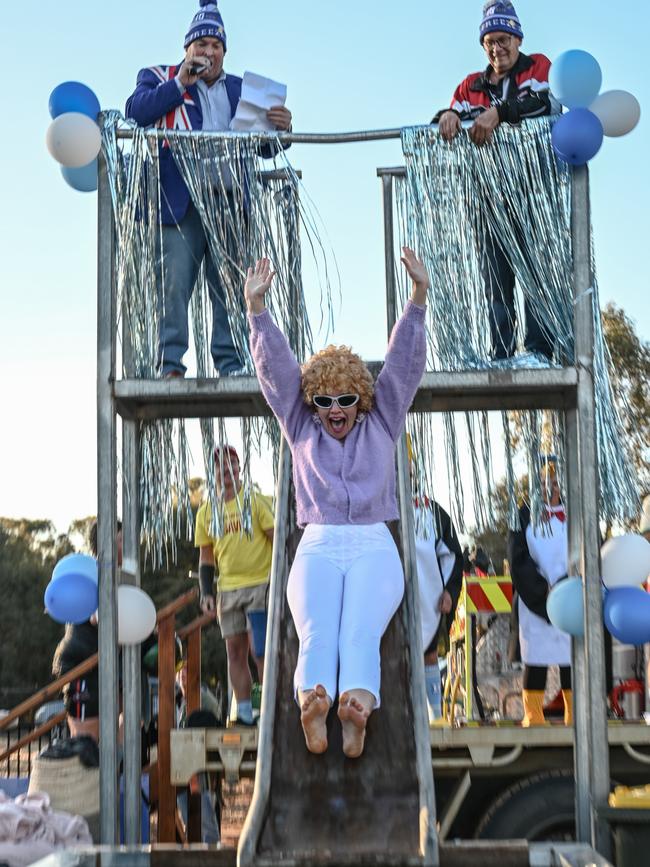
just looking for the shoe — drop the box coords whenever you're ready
[233,716,257,727]
[163,370,185,379]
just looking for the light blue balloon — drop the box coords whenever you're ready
[61,159,98,193]
[49,81,100,120]
[550,50,602,109]
[45,554,98,624]
[604,587,650,646]
[546,576,584,637]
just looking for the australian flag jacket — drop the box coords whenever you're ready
[125,64,285,225]
[432,52,561,125]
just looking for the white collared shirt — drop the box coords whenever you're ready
[195,71,232,131]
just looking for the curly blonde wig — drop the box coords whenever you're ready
[301,345,374,413]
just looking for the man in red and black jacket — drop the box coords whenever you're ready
[432,2,561,363]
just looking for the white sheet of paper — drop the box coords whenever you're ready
[230,71,287,132]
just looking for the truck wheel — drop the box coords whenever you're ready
[475,770,575,841]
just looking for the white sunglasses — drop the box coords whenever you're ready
[312,393,360,410]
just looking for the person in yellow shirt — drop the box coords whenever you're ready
[195,445,274,725]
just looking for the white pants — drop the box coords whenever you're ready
[287,523,404,706]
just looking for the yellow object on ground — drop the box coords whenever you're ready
[609,785,650,808]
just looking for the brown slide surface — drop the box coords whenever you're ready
[252,524,425,866]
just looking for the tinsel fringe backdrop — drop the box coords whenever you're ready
[100,113,637,562]
[400,120,637,536]
[101,112,334,564]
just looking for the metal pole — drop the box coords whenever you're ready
[397,436,439,865]
[566,407,590,841]
[381,173,397,334]
[238,438,292,867]
[122,419,142,845]
[571,164,611,857]
[97,150,120,844]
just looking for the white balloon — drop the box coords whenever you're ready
[117,585,157,645]
[590,90,641,137]
[46,112,101,167]
[601,534,650,589]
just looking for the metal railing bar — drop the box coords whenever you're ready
[115,127,405,144]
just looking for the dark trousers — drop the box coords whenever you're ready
[524,664,571,690]
[481,230,554,360]
[157,199,244,377]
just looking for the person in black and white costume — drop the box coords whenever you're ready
[415,499,464,721]
[508,459,572,726]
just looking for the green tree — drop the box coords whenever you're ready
[602,303,650,492]
[470,476,529,574]
[0,519,72,708]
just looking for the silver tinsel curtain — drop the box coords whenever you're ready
[399,120,637,533]
[101,112,333,564]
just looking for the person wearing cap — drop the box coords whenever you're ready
[508,459,572,727]
[244,250,429,758]
[195,446,274,726]
[125,1,292,379]
[432,1,561,364]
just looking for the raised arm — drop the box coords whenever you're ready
[373,248,429,441]
[246,259,306,442]
[125,67,187,128]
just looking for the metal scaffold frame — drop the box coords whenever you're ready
[96,127,610,860]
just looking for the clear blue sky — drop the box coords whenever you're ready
[0,1,647,531]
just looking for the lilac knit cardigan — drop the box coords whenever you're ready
[248,300,427,526]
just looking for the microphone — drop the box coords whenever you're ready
[188,57,211,76]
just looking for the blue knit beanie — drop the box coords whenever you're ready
[479,1,523,43]
[184,1,226,50]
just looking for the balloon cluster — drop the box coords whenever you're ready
[549,50,640,166]
[547,534,650,646]
[45,82,101,192]
[45,553,157,645]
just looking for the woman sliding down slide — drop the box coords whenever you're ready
[245,250,429,757]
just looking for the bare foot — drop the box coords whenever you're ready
[338,692,370,758]
[300,685,330,754]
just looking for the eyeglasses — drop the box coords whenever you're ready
[312,393,360,410]
[483,35,513,51]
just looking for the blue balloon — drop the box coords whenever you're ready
[546,576,584,637]
[604,587,650,646]
[552,109,603,166]
[45,554,98,624]
[49,81,100,120]
[550,50,602,109]
[61,159,98,193]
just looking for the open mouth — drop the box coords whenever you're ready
[329,417,347,435]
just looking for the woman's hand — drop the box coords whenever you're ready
[400,246,429,307]
[245,258,275,314]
